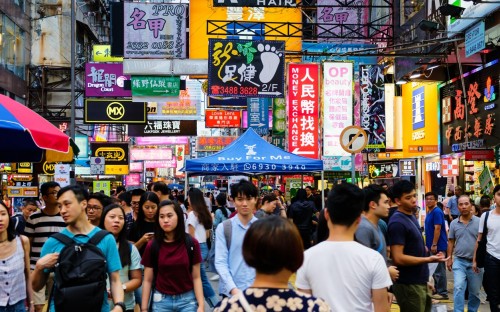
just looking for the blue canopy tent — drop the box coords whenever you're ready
[184,128,323,176]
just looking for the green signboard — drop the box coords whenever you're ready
[478,166,494,195]
[272,98,286,135]
[93,181,111,196]
[131,76,181,97]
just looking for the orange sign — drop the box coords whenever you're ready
[205,110,241,128]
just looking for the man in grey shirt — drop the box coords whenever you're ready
[355,184,399,281]
[446,194,483,312]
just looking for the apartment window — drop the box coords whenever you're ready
[0,14,26,79]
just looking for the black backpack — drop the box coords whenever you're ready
[51,230,110,312]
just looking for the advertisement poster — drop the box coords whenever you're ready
[360,64,386,152]
[208,39,285,97]
[85,63,131,97]
[124,3,187,58]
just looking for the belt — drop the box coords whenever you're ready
[456,256,473,262]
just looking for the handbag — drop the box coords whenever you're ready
[237,292,254,312]
[475,211,490,268]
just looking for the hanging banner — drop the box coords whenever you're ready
[205,110,241,128]
[287,63,319,159]
[208,39,285,98]
[123,3,187,58]
[360,64,386,152]
[322,62,354,156]
[85,63,131,97]
[247,98,270,135]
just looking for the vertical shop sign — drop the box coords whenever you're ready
[323,62,353,156]
[123,3,187,58]
[272,98,286,135]
[287,63,319,159]
[360,64,386,152]
[247,98,270,135]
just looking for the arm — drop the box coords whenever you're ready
[214,224,238,295]
[446,238,455,271]
[32,253,59,291]
[125,269,142,292]
[472,233,482,273]
[431,224,441,254]
[141,267,154,312]
[134,233,153,251]
[372,288,390,312]
[188,224,196,237]
[390,245,446,266]
[21,236,35,312]
[109,271,124,312]
[191,263,204,312]
[297,288,312,295]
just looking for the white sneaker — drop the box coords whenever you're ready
[209,274,220,281]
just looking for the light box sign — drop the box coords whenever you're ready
[144,159,177,168]
[213,0,297,7]
[123,3,187,58]
[129,162,144,172]
[85,99,147,124]
[247,98,270,135]
[317,0,369,41]
[125,174,141,186]
[135,136,189,145]
[272,98,286,135]
[287,63,320,159]
[399,159,416,176]
[360,64,386,152]
[208,39,285,98]
[131,76,181,97]
[130,148,173,161]
[465,21,485,58]
[147,80,202,120]
[242,110,272,128]
[92,45,123,62]
[196,136,237,152]
[205,110,241,128]
[322,62,354,157]
[85,63,131,97]
[128,120,197,136]
[368,162,400,179]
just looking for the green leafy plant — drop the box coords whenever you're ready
[237,42,257,64]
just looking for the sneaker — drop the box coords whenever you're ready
[209,274,220,281]
[431,294,449,300]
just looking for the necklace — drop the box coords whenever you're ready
[0,237,8,243]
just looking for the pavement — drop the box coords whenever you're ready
[205,266,491,312]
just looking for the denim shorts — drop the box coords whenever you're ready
[0,299,26,312]
[152,290,197,312]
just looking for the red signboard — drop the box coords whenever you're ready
[205,110,241,128]
[287,63,320,159]
[464,149,495,161]
[196,136,238,152]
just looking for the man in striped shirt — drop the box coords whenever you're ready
[24,181,65,312]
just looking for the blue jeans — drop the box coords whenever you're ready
[485,253,500,312]
[199,242,219,307]
[0,300,25,312]
[433,261,448,295]
[152,290,197,312]
[452,257,483,312]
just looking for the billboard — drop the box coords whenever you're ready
[360,64,386,152]
[85,63,130,97]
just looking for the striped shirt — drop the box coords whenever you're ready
[24,210,65,269]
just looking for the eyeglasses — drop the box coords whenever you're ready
[87,205,103,211]
[46,191,58,196]
[425,198,436,201]
[131,201,140,206]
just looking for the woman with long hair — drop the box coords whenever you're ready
[0,202,34,312]
[100,204,142,312]
[187,188,219,308]
[128,192,160,255]
[141,200,204,312]
[214,216,329,311]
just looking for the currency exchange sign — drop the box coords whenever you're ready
[208,39,285,98]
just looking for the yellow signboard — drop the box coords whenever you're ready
[105,165,129,175]
[92,45,123,62]
[7,187,38,198]
[402,82,439,157]
[190,0,302,60]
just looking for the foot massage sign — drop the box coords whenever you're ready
[208,39,285,98]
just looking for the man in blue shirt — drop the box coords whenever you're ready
[215,179,259,297]
[424,191,448,300]
[32,185,125,312]
[447,186,462,220]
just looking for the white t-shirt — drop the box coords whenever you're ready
[186,211,207,243]
[479,209,500,260]
[296,241,392,312]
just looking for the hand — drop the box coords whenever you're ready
[388,266,399,282]
[111,307,123,312]
[446,258,453,271]
[429,252,449,263]
[431,245,438,254]
[197,307,204,312]
[141,233,154,243]
[230,288,240,296]
[387,292,394,305]
[35,253,59,270]
[28,303,35,312]
[472,262,479,273]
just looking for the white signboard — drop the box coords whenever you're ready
[124,3,187,58]
[54,164,71,187]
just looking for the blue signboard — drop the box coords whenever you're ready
[465,21,485,58]
[412,86,425,130]
[247,97,270,135]
[302,43,377,72]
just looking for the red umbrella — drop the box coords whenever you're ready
[0,94,71,162]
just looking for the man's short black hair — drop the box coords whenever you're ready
[40,181,60,196]
[116,186,126,194]
[89,192,113,207]
[363,184,387,213]
[230,179,258,199]
[390,180,415,200]
[130,188,146,197]
[152,182,169,195]
[118,191,131,206]
[424,192,438,200]
[58,184,89,202]
[327,183,364,227]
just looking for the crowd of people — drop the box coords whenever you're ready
[0,179,499,312]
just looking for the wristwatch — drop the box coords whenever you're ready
[114,301,126,312]
[123,284,127,291]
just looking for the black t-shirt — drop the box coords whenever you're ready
[127,221,156,255]
[388,211,429,284]
[11,214,26,235]
[288,200,316,231]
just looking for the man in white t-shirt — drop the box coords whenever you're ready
[296,183,392,312]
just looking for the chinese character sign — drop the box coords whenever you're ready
[208,39,285,97]
[124,3,187,58]
[205,110,241,128]
[287,63,319,159]
[85,63,131,97]
[360,64,386,152]
[317,0,369,41]
[247,98,270,135]
[322,62,354,157]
